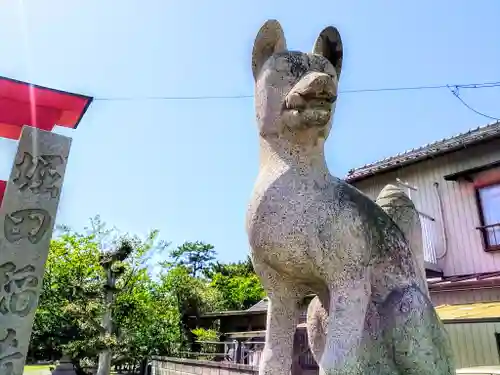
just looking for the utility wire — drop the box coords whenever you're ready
[92,79,500,121]
[342,81,500,93]
[447,85,500,121]
[95,94,253,101]
[94,80,500,102]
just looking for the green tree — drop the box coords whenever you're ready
[157,240,226,355]
[31,228,103,368]
[34,220,265,369]
[204,255,254,278]
[33,217,169,374]
[158,264,223,354]
[167,242,216,277]
[112,274,181,371]
[209,272,264,311]
[203,256,264,310]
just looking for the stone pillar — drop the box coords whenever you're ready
[96,267,116,375]
[0,126,71,375]
[52,356,76,375]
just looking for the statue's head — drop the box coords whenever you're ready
[252,20,343,142]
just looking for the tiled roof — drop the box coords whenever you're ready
[246,295,316,313]
[345,121,500,183]
[209,299,500,323]
[247,298,268,312]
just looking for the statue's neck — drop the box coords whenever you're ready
[258,135,330,177]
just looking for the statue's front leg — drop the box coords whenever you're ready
[320,270,371,375]
[254,263,300,375]
[259,294,299,375]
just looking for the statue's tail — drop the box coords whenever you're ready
[375,184,428,295]
[306,184,428,363]
[306,293,328,363]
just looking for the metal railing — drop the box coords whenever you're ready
[178,340,239,362]
[192,335,318,369]
[240,340,317,369]
[240,341,265,366]
[477,222,500,250]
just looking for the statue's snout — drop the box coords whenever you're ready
[284,72,336,112]
[290,72,335,100]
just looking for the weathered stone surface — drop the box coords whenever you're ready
[246,19,454,375]
[0,126,71,375]
[307,184,439,366]
[375,184,428,295]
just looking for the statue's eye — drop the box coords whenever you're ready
[274,58,291,73]
[310,56,337,79]
[324,64,337,79]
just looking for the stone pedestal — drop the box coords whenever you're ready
[0,126,71,375]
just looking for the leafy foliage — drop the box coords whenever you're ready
[31,217,265,373]
[166,241,216,277]
[206,257,265,310]
[191,328,220,360]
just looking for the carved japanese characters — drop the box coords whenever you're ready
[4,209,51,244]
[13,152,64,199]
[0,329,22,375]
[0,263,38,317]
[246,20,454,375]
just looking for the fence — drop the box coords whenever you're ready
[151,356,257,375]
[178,340,240,362]
[239,341,265,366]
[182,334,317,370]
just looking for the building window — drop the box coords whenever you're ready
[477,183,500,251]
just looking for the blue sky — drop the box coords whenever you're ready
[0,1,498,263]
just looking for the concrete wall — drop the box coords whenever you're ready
[152,357,257,375]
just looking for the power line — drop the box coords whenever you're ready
[94,80,500,102]
[447,85,500,121]
[95,94,253,101]
[342,81,500,93]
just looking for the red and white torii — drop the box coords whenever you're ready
[0,76,93,204]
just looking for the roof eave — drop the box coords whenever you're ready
[345,132,500,184]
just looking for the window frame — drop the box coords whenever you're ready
[475,181,500,252]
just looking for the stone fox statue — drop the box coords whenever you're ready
[246,20,455,375]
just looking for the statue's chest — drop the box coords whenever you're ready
[247,173,341,249]
[247,171,374,277]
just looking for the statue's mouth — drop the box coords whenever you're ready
[283,91,337,112]
[281,92,335,129]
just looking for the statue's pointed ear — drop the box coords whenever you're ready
[312,26,343,80]
[252,20,287,80]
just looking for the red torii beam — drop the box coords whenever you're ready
[0,76,93,204]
